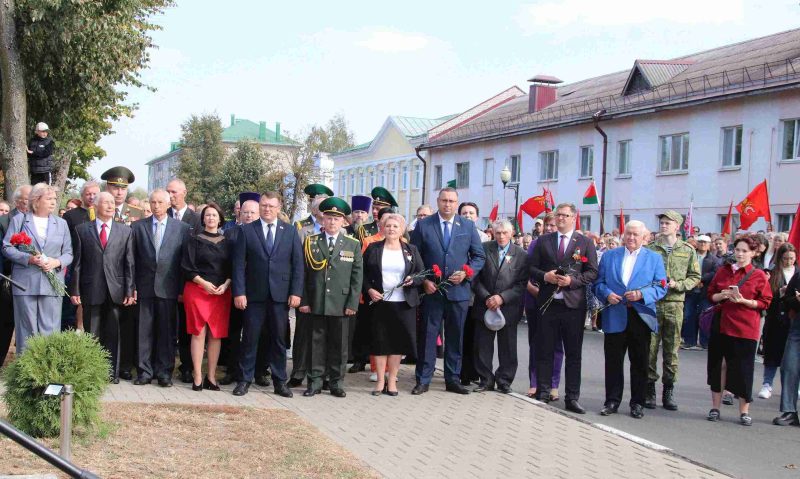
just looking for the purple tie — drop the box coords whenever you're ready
[557,234,567,261]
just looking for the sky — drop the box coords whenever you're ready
[90,0,800,189]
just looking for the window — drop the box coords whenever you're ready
[349,172,355,194]
[456,162,470,188]
[434,165,442,190]
[483,158,495,185]
[413,163,422,189]
[618,140,631,175]
[777,214,794,233]
[782,119,800,161]
[539,150,558,180]
[389,167,396,191]
[719,214,740,232]
[379,168,385,187]
[368,170,375,190]
[721,126,743,167]
[339,173,346,196]
[659,133,689,172]
[401,165,408,190]
[580,216,592,232]
[507,155,521,182]
[579,146,594,178]
[359,171,365,193]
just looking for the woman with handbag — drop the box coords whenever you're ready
[706,235,772,425]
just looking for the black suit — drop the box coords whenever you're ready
[529,231,598,401]
[472,241,528,388]
[69,221,135,377]
[361,240,425,307]
[0,214,14,363]
[61,207,92,331]
[167,206,201,376]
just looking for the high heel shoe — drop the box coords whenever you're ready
[203,376,220,391]
[192,380,203,391]
[371,383,385,396]
[384,383,398,397]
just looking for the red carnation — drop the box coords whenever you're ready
[462,264,474,279]
[10,232,31,247]
[580,256,588,263]
[660,279,667,288]
[432,264,442,279]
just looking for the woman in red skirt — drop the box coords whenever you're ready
[182,202,231,391]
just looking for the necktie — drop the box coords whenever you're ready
[443,221,451,248]
[499,247,506,266]
[99,223,108,249]
[557,234,567,261]
[154,221,164,259]
[114,208,121,222]
[328,236,335,254]
[176,210,182,222]
[266,223,274,252]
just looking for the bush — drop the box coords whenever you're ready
[3,331,110,437]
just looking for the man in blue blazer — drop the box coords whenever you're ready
[594,220,667,418]
[410,187,485,394]
[232,191,304,397]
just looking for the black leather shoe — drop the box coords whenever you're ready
[273,383,293,398]
[330,388,346,398]
[255,376,272,387]
[473,382,494,393]
[662,385,678,411]
[232,381,251,396]
[134,377,152,386]
[219,374,236,386]
[110,376,120,384]
[630,404,644,419]
[203,376,220,391]
[645,382,657,409]
[303,388,321,397]
[600,403,619,416]
[118,370,133,381]
[158,378,173,388]
[180,370,193,384]
[322,380,330,391]
[496,384,512,394]
[536,394,551,404]
[773,412,800,426]
[445,382,470,395]
[565,399,586,414]
[192,381,203,391]
[347,362,365,373]
[411,383,429,395]
[287,378,304,388]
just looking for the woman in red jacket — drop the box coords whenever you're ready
[706,235,772,426]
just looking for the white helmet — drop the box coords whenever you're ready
[35,122,49,131]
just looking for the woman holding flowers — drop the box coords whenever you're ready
[362,213,424,396]
[2,183,72,354]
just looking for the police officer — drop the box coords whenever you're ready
[645,210,701,410]
[299,197,363,398]
[294,183,333,233]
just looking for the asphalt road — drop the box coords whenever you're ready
[503,323,800,479]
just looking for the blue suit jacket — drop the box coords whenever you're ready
[593,246,667,333]
[232,219,304,303]
[410,213,485,302]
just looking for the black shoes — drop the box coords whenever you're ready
[180,370,193,384]
[411,383,429,395]
[192,381,203,391]
[600,403,619,416]
[118,370,133,381]
[287,378,304,388]
[536,394,551,404]
[662,385,678,411]
[110,376,120,385]
[644,382,657,409]
[330,388,347,398]
[303,388,321,397]
[473,382,494,393]
[158,378,173,388]
[445,382,470,395]
[273,383,293,398]
[322,380,330,391]
[496,384,512,394]
[255,375,272,387]
[203,376,220,391]
[383,386,399,397]
[630,404,644,419]
[232,381,251,396]
[773,412,800,426]
[134,377,152,386]
[347,362,365,373]
[565,399,586,414]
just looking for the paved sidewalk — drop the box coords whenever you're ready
[102,364,729,479]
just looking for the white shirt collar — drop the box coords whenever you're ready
[325,231,339,243]
[260,218,278,229]
[438,213,454,225]
[557,229,575,242]
[173,205,188,219]
[624,246,642,257]
[96,218,113,230]
[152,215,167,226]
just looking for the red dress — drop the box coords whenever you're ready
[181,231,231,338]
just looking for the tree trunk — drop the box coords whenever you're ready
[0,0,28,199]
[52,150,70,197]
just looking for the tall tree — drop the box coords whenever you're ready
[212,140,282,214]
[0,0,172,196]
[177,114,225,205]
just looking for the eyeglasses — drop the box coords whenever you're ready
[555,213,572,218]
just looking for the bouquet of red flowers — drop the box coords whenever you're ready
[428,264,474,296]
[10,231,67,297]
[369,268,435,305]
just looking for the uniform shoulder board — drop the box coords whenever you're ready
[344,234,359,243]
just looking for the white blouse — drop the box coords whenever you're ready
[32,215,48,242]
[381,248,406,302]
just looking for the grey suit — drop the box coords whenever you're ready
[472,241,528,388]
[131,216,190,380]
[2,213,73,353]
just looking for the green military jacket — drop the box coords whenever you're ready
[301,232,364,317]
[295,215,318,243]
[646,238,701,302]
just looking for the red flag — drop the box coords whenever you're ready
[488,201,499,222]
[736,180,771,230]
[788,203,800,252]
[517,208,524,235]
[543,187,555,213]
[520,195,547,219]
[582,182,598,205]
[721,201,734,236]
[576,207,581,229]
[619,206,625,234]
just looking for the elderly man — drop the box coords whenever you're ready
[294,183,332,232]
[69,192,135,382]
[645,210,700,411]
[63,181,100,244]
[410,204,433,232]
[345,195,373,243]
[472,220,528,393]
[594,221,667,418]
[682,235,722,351]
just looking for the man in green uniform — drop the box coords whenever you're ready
[298,197,363,398]
[294,183,333,233]
[645,210,701,411]
[361,186,397,238]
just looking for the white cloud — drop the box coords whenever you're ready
[355,30,430,52]
[516,0,744,33]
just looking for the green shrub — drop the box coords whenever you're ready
[3,331,110,437]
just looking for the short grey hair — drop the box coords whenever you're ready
[625,220,647,232]
[80,180,100,195]
[416,204,433,214]
[11,184,32,202]
[149,189,169,202]
[492,219,514,232]
[29,183,57,214]
[96,191,114,204]
[380,213,407,231]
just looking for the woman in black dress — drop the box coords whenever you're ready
[363,213,424,396]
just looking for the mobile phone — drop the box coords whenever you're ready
[555,267,567,276]
[728,285,739,295]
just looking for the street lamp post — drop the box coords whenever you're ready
[500,166,520,233]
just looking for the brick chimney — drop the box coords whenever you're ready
[528,75,562,113]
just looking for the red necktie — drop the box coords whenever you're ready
[557,234,566,261]
[100,223,108,249]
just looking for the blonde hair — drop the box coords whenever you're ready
[380,213,407,232]
[29,183,57,214]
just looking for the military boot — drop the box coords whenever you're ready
[663,384,678,411]
[645,382,657,409]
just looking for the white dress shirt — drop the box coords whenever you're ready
[260,218,278,240]
[96,218,113,236]
[325,231,339,250]
[173,205,188,222]
[621,246,642,287]
[438,213,453,237]
[553,229,575,299]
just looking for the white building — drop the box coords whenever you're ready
[421,29,800,234]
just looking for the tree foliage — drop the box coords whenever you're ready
[177,113,225,205]
[212,140,283,213]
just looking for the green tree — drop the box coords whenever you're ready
[0,0,173,196]
[177,114,225,205]
[212,140,282,214]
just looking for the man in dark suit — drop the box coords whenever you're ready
[131,189,190,387]
[62,181,100,244]
[529,203,598,413]
[68,192,135,382]
[232,191,303,397]
[166,178,201,383]
[593,220,667,418]
[410,187,485,395]
[472,219,528,394]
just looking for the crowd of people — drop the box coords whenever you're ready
[0,169,797,429]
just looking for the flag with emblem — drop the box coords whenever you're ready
[736,180,771,230]
[543,187,555,213]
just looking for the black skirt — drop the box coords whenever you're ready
[707,327,757,402]
[371,301,416,356]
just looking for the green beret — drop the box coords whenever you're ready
[371,186,397,208]
[319,197,351,217]
[304,183,334,198]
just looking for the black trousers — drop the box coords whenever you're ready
[604,308,651,407]
[137,298,177,380]
[239,300,289,384]
[0,293,14,365]
[223,306,243,376]
[536,300,585,400]
[177,301,192,374]
[707,331,757,402]
[119,304,137,374]
[309,314,349,390]
[84,298,122,378]
[460,307,479,383]
[290,311,313,380]
[474,308,518,387]
[348,304,371,364]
